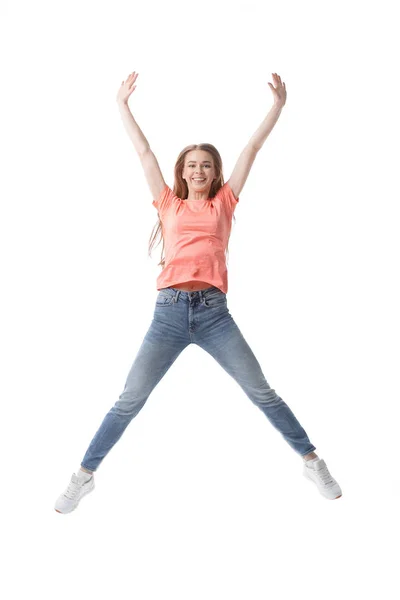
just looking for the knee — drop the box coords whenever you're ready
[257,386,282,407]
[114,393,147,417]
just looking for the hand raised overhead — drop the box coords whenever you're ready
[268,73,287,107]
[116,71,139,105]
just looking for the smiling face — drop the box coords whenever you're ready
[182,150,217,200]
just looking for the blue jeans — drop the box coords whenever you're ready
[81,286,316,472]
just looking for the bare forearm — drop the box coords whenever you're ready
[117,101,150,158]
[249,103,284,151]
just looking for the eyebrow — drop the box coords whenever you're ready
[187,160,212,164]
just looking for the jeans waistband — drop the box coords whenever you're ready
[164,286,221,303]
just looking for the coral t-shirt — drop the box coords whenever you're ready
[152,181,239,293]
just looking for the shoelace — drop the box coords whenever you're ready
[64,476,85,499]
[314,464,334,486]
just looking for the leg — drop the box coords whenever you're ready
[303,451,318,461]
[80,313,190,472]
[196,307,316,457]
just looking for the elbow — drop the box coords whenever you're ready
[139,145,152,160]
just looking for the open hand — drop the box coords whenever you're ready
[116,71,139,104]
[268,73,287,107]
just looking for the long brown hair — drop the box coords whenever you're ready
[148,143,236,269]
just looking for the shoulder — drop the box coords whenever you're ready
[213,181,239,211]
[152,185,181,214]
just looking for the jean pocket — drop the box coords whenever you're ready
[203,292,227,308]
[156,291,174,306]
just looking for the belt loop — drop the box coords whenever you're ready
[200,289,208,306]
[173,289,180,303]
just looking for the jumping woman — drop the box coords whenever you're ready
[55,71,342,513]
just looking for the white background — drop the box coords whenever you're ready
[2,0,400,598]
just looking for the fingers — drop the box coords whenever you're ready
[272,73,285,87]
[121,71,139,86]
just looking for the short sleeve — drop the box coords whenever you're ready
[152,184,178,217]
[214,181,239,213]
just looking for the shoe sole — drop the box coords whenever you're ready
[55,480,95,514]
[303,470,342,500]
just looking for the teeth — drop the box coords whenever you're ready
[193,179,205,181]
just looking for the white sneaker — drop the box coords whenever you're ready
[303,458,342,500]
[55,472,95,514]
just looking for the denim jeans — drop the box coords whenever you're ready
[81,286,316,472]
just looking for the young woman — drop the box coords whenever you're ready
[55,71,342,514]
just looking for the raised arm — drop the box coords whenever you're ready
[227,73,287,199]
[117,71,166,201]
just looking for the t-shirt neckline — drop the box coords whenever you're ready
[183,198,212,213]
